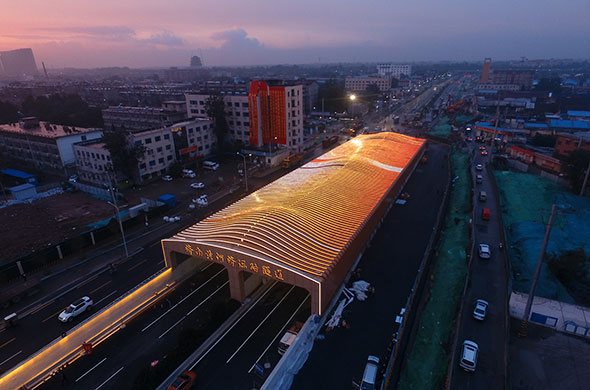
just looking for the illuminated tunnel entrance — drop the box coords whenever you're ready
[162,133,425,315]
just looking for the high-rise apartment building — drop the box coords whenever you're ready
[481,58,492,83]
[0,48,38,77]
[248,81,303,151]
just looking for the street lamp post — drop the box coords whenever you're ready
[105,184,129,258]
[237,152,251,193]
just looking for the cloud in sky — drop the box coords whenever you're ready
[0,0,589,68]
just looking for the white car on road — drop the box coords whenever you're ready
[162,175,173,182]
[190,182,205,189]
[473,299,489,321]
[192,194,208,207]
[478,244,491,259]
[59,296,93,322]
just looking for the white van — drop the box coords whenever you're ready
[203,161,219,170]
[479,191,487,202]
[360,355,380,390]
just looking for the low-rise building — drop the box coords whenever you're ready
[134,127,177,181]
[170,119,215,164]
[102,106,186,132]
[376,64,412,78]
[345,76,392,92]
[555,133,590,158]
[0,117,102,174]
[73,140,114,186]
[185,92,251,145]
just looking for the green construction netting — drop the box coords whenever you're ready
[430,116,452,139]
[494,171,590,303]
[398,152,470,390]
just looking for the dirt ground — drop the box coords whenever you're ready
[0,192,114,262]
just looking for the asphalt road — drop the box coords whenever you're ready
[0,242,169,375]
[292,142,449,389]
[450,140,508,389]
[36,263,230,390]
[189,282,310,389]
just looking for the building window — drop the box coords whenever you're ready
[167,155,173,161]
[200,109,205,114]
[140,163,146,169]
[157,147,163,153]
[234,102,239,107]
[164,134,170,140]
[158,157,164,164]
[149,160,156,166]
[242,102,248,108]
[165,144,171,150]
[155,136,161,142]
[190,100,198,105]
[145,138,152,144]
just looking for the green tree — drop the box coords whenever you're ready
[364,83,381,100]
[205,95,229,156]
[535,77,561,93]
[391,77,399,88]
[561,149,590,193]
[0,101,19,124]
[21,94,103,128]
[102,127,146,182]
[318,80,348,113]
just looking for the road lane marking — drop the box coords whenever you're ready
[94,366,124,390]
[90,280,112,295]
[0,337,16,350]
[142,268,226,333]
[158,281,229,339]
[42,308,66,323]
[0,328,4,334]
[0,350,22,366]
[189,281,278,370]
[127,258,148,272]
[248,294,310,373]
[158,260,165,265]
[94,290,118,306]
[76,357,107,382]
[226,286,295,363]
[76,275,99,289]
[29,300,55,315]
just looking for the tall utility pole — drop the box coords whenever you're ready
[519,204,557,337]
[106,184,129,258]
[580,160,590,196]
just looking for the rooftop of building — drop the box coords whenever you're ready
[558,132,590,141]
[0,119,100,139]
[567,110,590,118]
[167,132,424,281]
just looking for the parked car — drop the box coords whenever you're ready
[183,171,196,178]
[476,174,483,183]
[473,299,489,321]
[167,370,197,390]
[459,340,479,372]
[190,182,205,189]
[478,243,491,259]
[59,296,93,322]
[162,175,173,182]
[203,161,220,170]
[481,150,488,156]
[68,174,79,183]
[475,164,483,171]
[360,355,380,390]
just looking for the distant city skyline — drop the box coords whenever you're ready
[1,0,589,68]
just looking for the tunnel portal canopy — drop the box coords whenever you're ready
[162,132,425,314]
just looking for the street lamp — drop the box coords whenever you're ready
[237,152,251,192]
[349,94,357,101]
[104,183,129,258]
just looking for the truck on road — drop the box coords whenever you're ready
[283,154,303,169]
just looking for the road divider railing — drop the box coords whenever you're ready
[0,267,176,390]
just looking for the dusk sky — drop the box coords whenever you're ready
[1,0,589,68]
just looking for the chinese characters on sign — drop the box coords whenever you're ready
[183,244,284,280]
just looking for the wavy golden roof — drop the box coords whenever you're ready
[172,132,424,281]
